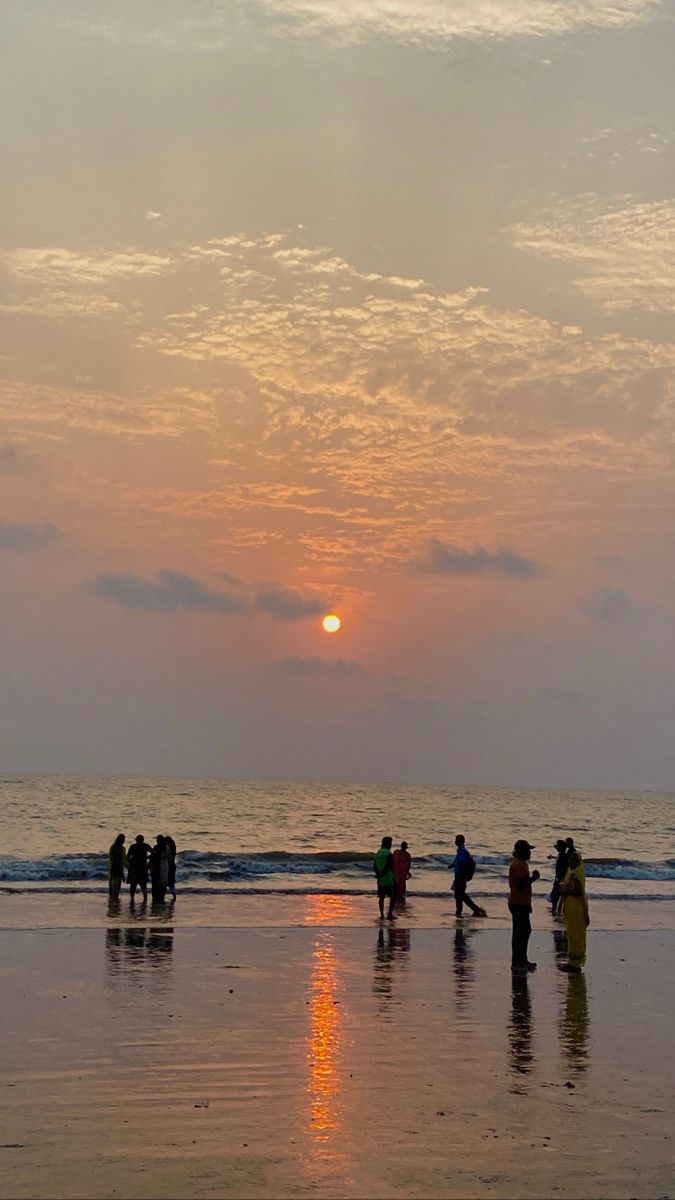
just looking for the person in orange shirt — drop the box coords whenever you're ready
[508,840,540,974]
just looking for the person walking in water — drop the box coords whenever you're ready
[126,834,152,903]
[450,835,487,918]
[559,850,589,972]
[508,840,540,974]
[373,836,396,920]
[108,834,126,900]
[392,840,412,904]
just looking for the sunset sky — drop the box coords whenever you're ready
[2,0,674,787]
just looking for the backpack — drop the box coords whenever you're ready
[463,855,476,881]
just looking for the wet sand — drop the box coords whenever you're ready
[0,916,673,1199]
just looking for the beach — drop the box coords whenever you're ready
[1,904,674,1200]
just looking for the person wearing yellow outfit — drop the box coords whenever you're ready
[559,850,589,972]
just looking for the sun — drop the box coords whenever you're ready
[321,614,341,634]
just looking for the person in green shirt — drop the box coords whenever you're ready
[373,836,396,920]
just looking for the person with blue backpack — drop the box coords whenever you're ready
[450,834,487,918]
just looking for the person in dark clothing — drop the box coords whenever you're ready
[508,840,540,974]
[164,834,177,900]
[548,839,569,914]
[150,835,170,902]
[127,834,152,903]
[108,834,126,900]
[450,834,486,918]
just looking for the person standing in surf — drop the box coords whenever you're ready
[559,850,589,972]
[392,840,412,903]
[108,834,127,900]
[165,833,177,900]
[508,840,540,974]
[127,834,152,903]
[373,836,396,920]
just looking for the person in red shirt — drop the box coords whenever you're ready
[508,840,540,974]
[392,841,412,903]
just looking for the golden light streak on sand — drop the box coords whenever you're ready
[306,918,344,1151]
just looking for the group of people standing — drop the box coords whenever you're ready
[108,833,177,903]
[373,832,590,975]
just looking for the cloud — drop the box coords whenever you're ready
[0,519,62,551]
[87,570,248,614]
[255,586,327,619]
[214,570,242,587]
[62,0,661,50]
[582,586,637,623]
[410,540,544,578]
[511,198,675,316]
[4,229,675,575]
[271,655,366,676]
[3,247,171,286]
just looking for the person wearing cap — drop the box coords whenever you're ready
[548,839,569,915]
[508,840,540,973]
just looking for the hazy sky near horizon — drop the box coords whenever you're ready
[1,0,675,788]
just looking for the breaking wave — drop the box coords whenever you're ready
[0,850,674,884]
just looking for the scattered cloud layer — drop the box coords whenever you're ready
[61,0,662,49]
[3,227,675,576]
[411,540,544,578]
[511,197,675,315]
[0,519,61,551]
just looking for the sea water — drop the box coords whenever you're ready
[1,776,674,912]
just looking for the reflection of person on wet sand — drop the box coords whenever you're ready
[373,926,410,1011]
[105,926,174,983]
[392,841,412,904]
[452,928,476,1010]
[508,975,535,1084]
[559,972,590,1072]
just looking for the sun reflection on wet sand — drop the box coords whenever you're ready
[305,897,345,1156]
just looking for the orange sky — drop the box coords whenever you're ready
[1,1,674,786]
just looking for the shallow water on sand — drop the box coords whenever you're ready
[0,925,673,1199]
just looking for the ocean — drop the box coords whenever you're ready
[1,775,674,913]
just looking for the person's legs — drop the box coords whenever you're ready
[564,898,587,969]
[386,886,396,920]
[510,904,532,968]
[378,886,385,918]
[454,879,465,916]
[463,891,483,915]
[129,880,137,902]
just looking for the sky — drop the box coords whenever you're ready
[1,0,674,788]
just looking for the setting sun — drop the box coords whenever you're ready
[321,614,341,634]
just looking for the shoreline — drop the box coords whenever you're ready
[1,889,675,932]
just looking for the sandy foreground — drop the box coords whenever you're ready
[0,911,673,1200]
